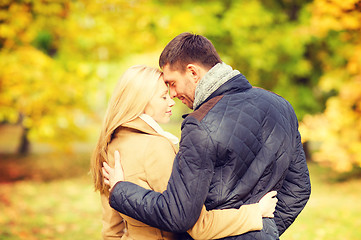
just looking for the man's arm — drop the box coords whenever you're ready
[274,130,311,235]
[109,119,216,232]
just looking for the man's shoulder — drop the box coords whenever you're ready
[188,95,224,122]
[251,86,289,104]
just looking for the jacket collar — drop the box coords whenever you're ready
[194,62,241,109]
[194,71,252,111]
[182,74,252,118]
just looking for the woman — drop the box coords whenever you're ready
[91,65,277,240]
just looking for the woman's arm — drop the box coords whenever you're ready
[188,204,262,239]
[188,191,277,239]
[100,193,125,240]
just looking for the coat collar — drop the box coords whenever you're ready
[139,114,179,144]
[121,117,157,135]
[120,116,179,146]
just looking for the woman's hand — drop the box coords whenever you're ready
[259,191,278,218]
[102,150,124,192]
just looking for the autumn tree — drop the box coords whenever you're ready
[0,0,86,153]
[2,0,345,157]
[300,0,361,172]
[0,0,169,153]
[202,0,324,120]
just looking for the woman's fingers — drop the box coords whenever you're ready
[103,161,112,173]
[101,151,125,191]
[104,178,110,186]
[102,167,109,179]
[259,191,278,218]
[114,150,120,169]
[265,190,277,198]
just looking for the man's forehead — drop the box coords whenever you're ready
[162,65,172,74]
[162,66,176,81]
[162,75,172,83]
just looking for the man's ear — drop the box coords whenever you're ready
[186,64,201,83]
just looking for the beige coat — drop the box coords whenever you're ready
[101,117,263,240]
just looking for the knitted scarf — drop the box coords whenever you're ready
[193,62,240,110]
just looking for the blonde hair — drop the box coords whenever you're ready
[91,65,162,194]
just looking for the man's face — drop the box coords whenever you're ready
[162,64,197,109]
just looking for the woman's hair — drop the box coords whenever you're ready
[91,65,162,194]
[159,32,222,72]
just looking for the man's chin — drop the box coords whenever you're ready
[186,104,193,110]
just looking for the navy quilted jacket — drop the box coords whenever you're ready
[109,74,311,239]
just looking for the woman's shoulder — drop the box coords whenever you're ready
[110,128,175,153]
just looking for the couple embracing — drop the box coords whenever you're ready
[91,32,311,240]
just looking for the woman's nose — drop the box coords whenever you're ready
[169,98,175,107]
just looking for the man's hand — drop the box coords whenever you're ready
[102,150,124,191]
[259,191,278,218]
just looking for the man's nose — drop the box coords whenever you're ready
[169,88,177,99]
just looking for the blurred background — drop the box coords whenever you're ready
[0,0,360,239]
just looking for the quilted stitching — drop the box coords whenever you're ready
[182,76,310,238]
[109,74,311,239]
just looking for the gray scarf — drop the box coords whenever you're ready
[193,62,240,109]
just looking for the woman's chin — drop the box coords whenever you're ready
[157,117,171,124]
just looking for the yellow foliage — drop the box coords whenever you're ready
[311,0,361,36]
[0,44,88,147]
[301,0,361,172]
[0,0,359,156]
[301,78,361,172]
[347,45,361,75]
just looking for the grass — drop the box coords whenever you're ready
[281,163,361,240]
[0,176,102,240]
[0,152,361,239]
[0,153,102,240]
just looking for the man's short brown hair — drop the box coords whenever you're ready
[159,32,222,72]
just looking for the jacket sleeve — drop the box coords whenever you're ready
[188,204,263,239]
[109,119,216,232]
[100,193,125,240]
[144,136,263,238]
[274,130,311,235]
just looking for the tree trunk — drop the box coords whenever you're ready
[18,126,30,155]
[17,114,30,155]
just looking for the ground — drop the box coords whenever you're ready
[1,124,360,239]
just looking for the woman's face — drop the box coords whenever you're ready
[144,77,175,124]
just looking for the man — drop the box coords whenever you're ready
[106,32,311,239]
